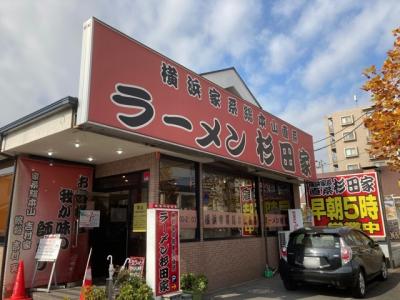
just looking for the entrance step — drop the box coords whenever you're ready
[31,286,82,300]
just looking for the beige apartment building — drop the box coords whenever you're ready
[325,105,386,172]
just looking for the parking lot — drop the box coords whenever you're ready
[206,268,400,300]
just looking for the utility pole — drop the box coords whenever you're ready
[315,160,324,174]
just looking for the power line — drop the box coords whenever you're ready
[314,121,365,152]
[313,112,368,144]
[316,151,368,168]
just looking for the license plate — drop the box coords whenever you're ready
[303,256,320,268]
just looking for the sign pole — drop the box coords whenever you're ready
[47,260,57,292]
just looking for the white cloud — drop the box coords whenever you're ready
[293,0,358,40]
[272,0,305,18]
[277,94,347,163]
[301,1,400,92]
[0,0,262,127]
[263,34,297,73]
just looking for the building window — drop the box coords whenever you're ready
[0,174,13,243]
[343,131,356,142]
[159,156,198,241]
[347,164,359,171]
[344,147,358,158]
[202,166,258,239]
[328,118,334,133]
[332,152,338,163]
[261,179,293,236]
[341,115,354,126]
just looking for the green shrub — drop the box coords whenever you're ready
[115,268,131,287]
[181,273,208,293]
[116,273,153,300]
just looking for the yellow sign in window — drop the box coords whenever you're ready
[133,203,147,232]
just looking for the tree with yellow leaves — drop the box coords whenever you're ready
[363,28,400,170]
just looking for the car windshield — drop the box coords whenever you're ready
[293,233,340,248]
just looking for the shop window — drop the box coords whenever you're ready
[202,166,258,239]
[0,174,13,243]
[261,178,293,236]
[159,156,198,241]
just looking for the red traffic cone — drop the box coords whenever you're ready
[79,265,93,300]
[5,260,32,300]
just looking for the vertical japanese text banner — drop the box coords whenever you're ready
[306,171,386,238]
[148,208,180,297]
[3,157,93,294]
[240,185,257,236]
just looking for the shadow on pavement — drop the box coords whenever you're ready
[206,269,400,300]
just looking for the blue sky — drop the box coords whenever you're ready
[0,0,399,166]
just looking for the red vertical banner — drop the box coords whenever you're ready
[155,209,180,296]
[240,185,258,236]
[3,157,93,295]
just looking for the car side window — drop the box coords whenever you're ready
[357,231,374,247]
[347,231,364,246]
[353,231,370,246]
[344,232,357,246]
[294,233,305,245]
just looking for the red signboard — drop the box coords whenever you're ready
[3,157,93,294]
[129,256,145,278]
[79,18,316,181]
[265,213,287,228]
[305,171,386,238]
[155,209,179,296]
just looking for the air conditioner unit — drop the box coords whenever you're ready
[278,230,291,258]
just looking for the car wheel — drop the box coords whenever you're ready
[283,278,297,291]
[352,270,366,298]
[379,260,388,281]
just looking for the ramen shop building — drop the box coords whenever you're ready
[0,18,316,296]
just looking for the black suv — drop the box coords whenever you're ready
[279,226,388,298]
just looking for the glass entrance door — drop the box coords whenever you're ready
[90,171,148,278]
[91,190,129,277]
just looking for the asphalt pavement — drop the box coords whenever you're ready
[205,268,400,300]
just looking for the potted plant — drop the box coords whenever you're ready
[181,273,208,300]
[114,268,154,300]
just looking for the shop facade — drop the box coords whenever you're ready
[0,17,316,296]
